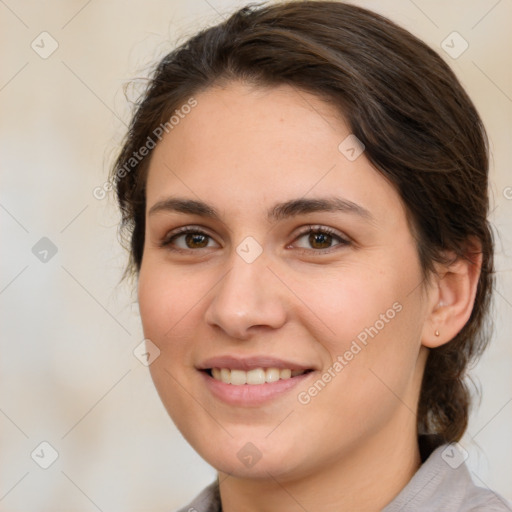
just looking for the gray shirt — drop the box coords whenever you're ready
[176,441,511,511]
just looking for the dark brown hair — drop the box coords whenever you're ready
[111,0,494,443]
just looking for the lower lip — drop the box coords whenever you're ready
[200,371,313,406]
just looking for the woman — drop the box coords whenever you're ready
[110,1,510,510]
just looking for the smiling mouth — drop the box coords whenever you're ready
[205,367,313,385]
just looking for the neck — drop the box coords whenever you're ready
[218,417,421,512]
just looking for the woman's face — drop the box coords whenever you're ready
[138,82,432,480]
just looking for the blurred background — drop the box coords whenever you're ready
[1,0,511,510]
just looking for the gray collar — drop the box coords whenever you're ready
[177,439,511,512]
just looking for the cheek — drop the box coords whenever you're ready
[289,260,408,350]
[137,263,202,429]
[137,262,197,357]
[291,255,425,401]
[137,271,169,340]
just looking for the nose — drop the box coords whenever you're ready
[204,251,288,340]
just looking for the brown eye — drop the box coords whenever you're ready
[183,232,209,249]
[308,231,333,249]
[293,226,349,253]
[160,227,218,251]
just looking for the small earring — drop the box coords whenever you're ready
[435,330,440,337]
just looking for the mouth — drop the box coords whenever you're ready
[197,356,316,406]
[204,367,313,385]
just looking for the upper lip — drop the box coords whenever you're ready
[197,355,315,371]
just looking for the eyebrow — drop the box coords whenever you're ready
[148,196,374,223]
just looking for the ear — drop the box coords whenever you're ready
[421,238,483,348]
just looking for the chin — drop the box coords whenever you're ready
[192,435,308,480]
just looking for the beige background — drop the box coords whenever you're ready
[1,0,511,510]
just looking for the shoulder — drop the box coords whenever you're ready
[383,442,512,512]
[174,480,221,512]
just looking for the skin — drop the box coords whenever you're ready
[137,81,481,511]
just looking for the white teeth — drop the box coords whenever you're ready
[230,369,247,385]
[280,369,291,379]
[265,368,280,383]
[220,368,231,384]
[210,367,307,385]
[247,368,265,385]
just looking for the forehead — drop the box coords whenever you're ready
[145,81,406,227]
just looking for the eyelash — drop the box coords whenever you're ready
[159,225,350,255]
[290,225,350,253]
